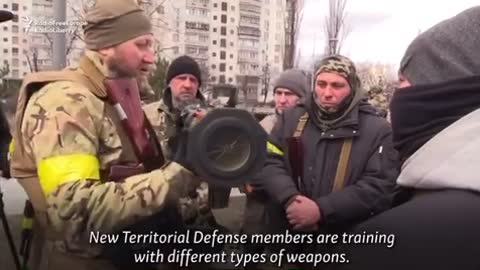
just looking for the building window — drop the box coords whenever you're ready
[219,75,226,83]
[12,69,19,77]
[211,64,216,69]
[220,51,226,60]
[12,58,19,67]
[229,66,233,71]
[3,49,7,53]
[12,36,18,44]
[2,4,7,8]
[212,52,216,57]
[2,26,6,31]
[3,38,7,42]
[220,63,226,71]
[12,3,18,11]
[230,29,234,35]
[221,15,227,23]
[12,25,18,33]
[213,15,217,20]
[12,16,18,22]
[186,46,196,54]
[213,27,217,32]
[231,17,235,23]
[231,6,235,11]
[212,40,217,45]
[220,39,226,48]
[230,42,234,47]
[221,2,227,11]
[220,26,226,35]
[23,5,27,11]
[213,3,217,8]
[230,54,234,59]
[228,77,233,83]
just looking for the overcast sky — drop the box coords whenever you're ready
[297,0,479,69]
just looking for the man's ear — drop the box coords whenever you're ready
[97,47,114,58]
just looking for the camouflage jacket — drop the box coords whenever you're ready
[368,92,389,118]
[10,50,198,259]
[143,89,216,227]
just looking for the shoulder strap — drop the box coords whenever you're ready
[14,64,105,152]
[332,138,353,192]
[293,112,309,138]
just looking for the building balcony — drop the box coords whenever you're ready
[238,57,259,64]
[185,53,208,61]
[238,21,260,29]
[185,21,210,32]
[186,0,209,8]
[185,39,209,46]
[237,26,261,38]
[239,1,262,14]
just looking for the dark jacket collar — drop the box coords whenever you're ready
[305,94,377,131]
[157,87,207,119]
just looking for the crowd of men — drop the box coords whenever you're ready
[1,0,479,269]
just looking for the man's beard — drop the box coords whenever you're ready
[107,55,138,78]
[172,92,196,110]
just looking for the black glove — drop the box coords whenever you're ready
[172,130,194,173]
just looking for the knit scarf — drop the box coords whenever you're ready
[389,75,480,163]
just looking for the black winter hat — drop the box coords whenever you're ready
[166,55,202,86]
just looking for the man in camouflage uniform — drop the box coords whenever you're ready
[10,1,200,269]
[143,55,226,233]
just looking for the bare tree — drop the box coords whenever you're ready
[198,60,210,93]
[261,63,271,104]
[137,0,171,50]
[26,48,39,72]
[24,0,87,71]
[284,0,305,69]
[324,0,350,56]
[356,62,397,100]
[238,75,249,106]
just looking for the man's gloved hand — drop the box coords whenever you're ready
[172,130,195,173]
[163,128,201,200]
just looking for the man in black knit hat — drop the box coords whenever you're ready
[144,55,225,246]
[164,55,203,108]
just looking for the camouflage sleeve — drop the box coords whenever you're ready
[22,81,197,240]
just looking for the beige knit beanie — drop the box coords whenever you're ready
[83,0,152,50]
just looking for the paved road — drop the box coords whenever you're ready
[0,180,246,269]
